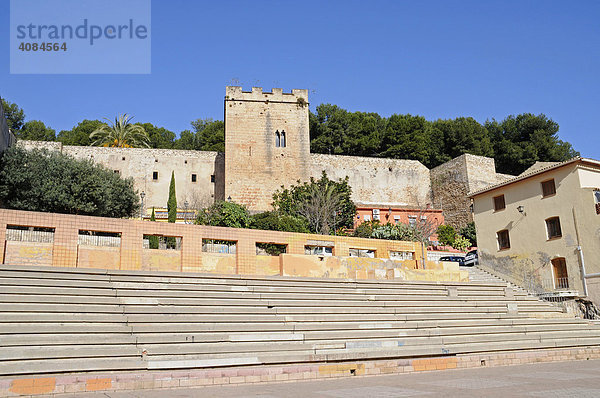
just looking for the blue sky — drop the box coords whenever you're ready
[1,0,598,159]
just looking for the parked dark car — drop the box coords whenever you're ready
[439,256,465,266]
[463,250,479,267]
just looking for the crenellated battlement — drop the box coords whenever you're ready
[225,86,308,103]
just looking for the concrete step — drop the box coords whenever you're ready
[0,333,138,346]
[0,294,120,304]
[0,313,128,322]
[0,303,123,313]
[0,345,142,360]
[0,323,132,334]
[0,264,596,378]
[0,357,145,375]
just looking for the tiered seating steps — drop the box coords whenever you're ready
[1,265,599,376]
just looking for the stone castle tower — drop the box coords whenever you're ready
[224,87,311,211]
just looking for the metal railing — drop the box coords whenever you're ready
[78,234,121,247]
[6,229,54,243]
[202,239,236,254]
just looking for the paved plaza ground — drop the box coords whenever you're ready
[39,359,600,397]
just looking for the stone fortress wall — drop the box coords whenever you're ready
[17,141,225,212]
[17,87,511,227]
[310,153,432,207]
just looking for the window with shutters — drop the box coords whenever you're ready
[493,195,505,211]
[545,217,562,239]
[541,179,556,197]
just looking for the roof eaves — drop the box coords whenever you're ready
[467,156,584,198]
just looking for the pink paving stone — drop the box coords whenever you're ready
[282,366,301,374]
[55,376,79,385]
[187,370,208,378]
[220,369,240,377]
[170,371,192,379]
[205,370,224,378]
[236,368,257,377]
[267,368,284,375]
[0,380,11,389]
[121,373,153,381]
[295,366,313,373]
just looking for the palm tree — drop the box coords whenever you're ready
[90,114,150,148]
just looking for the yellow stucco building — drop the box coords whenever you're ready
[469,157,600,303]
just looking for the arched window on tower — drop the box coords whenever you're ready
[275,130,280,147]
[280,130,286,147]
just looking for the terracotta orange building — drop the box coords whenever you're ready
[354,204,444,242]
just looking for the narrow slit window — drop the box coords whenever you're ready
[275,130,280,147]
[152,171,159,180]
[191,174,197,182]
[280,130,286,147]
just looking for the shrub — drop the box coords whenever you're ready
[195,200,252,228]
[459,222,477,247]
[251,211,309,233]
[452,235,471,251]
[0,147,139,218]
[436,224,457,246]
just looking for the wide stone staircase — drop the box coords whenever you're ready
[2,264,600,377]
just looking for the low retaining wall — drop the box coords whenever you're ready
[3,346,599,396]
[279,254,466,282]
[0,209,457,281]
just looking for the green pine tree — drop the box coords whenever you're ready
[166,172,177,248]
[149,207,159,249]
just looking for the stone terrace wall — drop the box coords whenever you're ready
[311,154,432,207]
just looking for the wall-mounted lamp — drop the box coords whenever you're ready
[517,205,525,214]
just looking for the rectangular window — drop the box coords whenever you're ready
[389,251,415,260]
[191,174,197,182]
[595,190,600,215]
[363,214,371,222]
[497,229,510,250]
[541,179,556,197]
[256,243,287,256]
[393,215,401,224]
[152,171,159,180]
[78,230,121,247]
[144,235,182,250]
[202,239,236,254]
[349,248,376,258]
[408,216,417,227]
[304,245,333,256]
[6,225,55,243]
[210,175,215,183]
[546,217,562,239]
[493,195,506,211]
